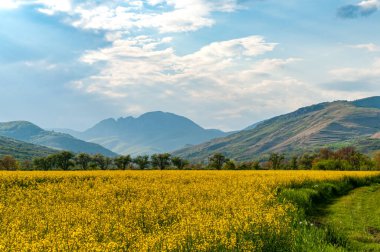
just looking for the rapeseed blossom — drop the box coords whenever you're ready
[0,170,378,251]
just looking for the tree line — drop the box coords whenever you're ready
[0,152,189,171]
[209,147,380,171]
[0,146,379,171]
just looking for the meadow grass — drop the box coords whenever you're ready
[315,184,380,251]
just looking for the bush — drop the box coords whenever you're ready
[222,160,236,170]
[312,159,347,170]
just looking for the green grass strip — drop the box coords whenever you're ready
[278,175,380,251]
[318,184,380,251]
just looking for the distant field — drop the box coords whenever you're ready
[0,171,379,251]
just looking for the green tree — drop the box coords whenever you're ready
[358,155,374,171]
[32,157,50,171]
[223,160,236,170]
[171,156,189,170]
[251,161,261,170]
[290,156,298,170]
[133,155,150,170]
[151,153,171,170]
[268,153,284,170]
[298,154,314,170]
[209,153,228,170]
[55,151,74,170]
[312,159,340,170]
[45,155,57,170]
[93,154,110,170]
[114,155,132,170]
[236,162,249,170]
[75,153,92,170]
[105,157,113,170]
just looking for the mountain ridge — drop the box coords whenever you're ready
[56,111,229,155]
[173,97,380,162]
[0,121,117,157]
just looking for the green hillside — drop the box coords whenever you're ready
[0,136,56,161]
[173,97,380,162]
[0,121,117,157]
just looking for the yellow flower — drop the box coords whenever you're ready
[0,170,378,251]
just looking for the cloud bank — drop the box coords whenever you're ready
[0,0,241,34]
[70,34,314,129]
[350,43,380,52]
[326,58,380,91]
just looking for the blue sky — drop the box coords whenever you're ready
[0,0,379,131]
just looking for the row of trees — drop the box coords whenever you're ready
[1,146,379,171]
[29,152,189,171]
[210,147,380,171]
[266,147,378,171]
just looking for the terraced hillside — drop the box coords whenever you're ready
[174,97,380,162]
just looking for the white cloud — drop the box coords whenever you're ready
[0,0,19,9]
[72,35,317,130]
[330,58,380,81]
[23,60,57,70]
[3,0,241,34]
[358,0,380,9]
[325,58,380,93]
[37,0,72,13]
[79,35,278,85]
[350,43,380,52]
[71,0,231,33]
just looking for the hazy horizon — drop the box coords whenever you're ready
[0,95,376,133]
[1,0,379,131]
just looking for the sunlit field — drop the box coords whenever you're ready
[0,171,379,251]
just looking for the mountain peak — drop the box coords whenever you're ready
[0,121,116,156]
[138,111,189,120]
[0,121,44,140]
[140,111,168,116]
[78,111,227,155]
[0,120,42,129]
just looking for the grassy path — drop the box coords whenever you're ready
[318,184,380,251]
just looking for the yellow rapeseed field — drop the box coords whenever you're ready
[0,170,379,251]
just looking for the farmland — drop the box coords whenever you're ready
[0,171,379,251]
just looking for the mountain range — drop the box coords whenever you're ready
[173,97,380,162]
[0,121,116,157]
[1,97,380,161]
[56,111,228,155]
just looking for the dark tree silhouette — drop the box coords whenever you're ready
[133,155,150,170]
[151,153,171,170]
[209,153,228,170]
